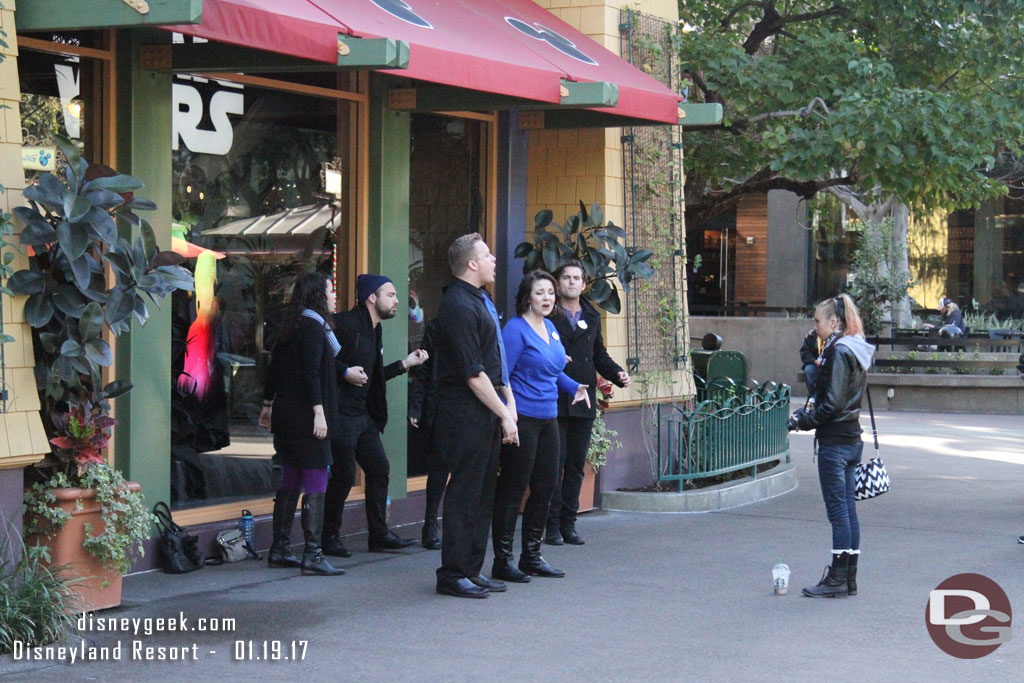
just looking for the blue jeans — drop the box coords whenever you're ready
[816,442,863,551]
[803,363,819,395]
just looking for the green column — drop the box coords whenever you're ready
[113,31,173,503]
[368,76,410,500]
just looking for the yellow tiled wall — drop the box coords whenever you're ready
[0,1,51,467]
[529,0,692,402]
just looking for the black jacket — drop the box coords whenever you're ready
[263,316,340,468]
[333,304,407,433]
[408,318,438,427]
[798,340,867,445]
[551,298,625,418]
[799,329,821,366]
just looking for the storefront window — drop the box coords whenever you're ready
[407,114,486,477]
[947,197,1024,318]
[170,76,348,508]
[19,41,106,178]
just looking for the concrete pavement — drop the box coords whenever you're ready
[2,410,1022,681]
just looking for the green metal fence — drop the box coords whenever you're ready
[657,383,791,490]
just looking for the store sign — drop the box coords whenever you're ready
[172,80,244,156]
[505,17,598,65]
[22,147,56,171]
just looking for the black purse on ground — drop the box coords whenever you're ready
[153,501,206,573]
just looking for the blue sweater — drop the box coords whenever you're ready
[502,316,580,420]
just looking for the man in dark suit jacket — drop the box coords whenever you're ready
[545,260,630,546]
[322,274,428,556]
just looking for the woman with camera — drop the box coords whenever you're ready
[788,294,875,598]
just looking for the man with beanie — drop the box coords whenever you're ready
[322,274,429,556]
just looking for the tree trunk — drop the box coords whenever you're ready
[890,202,913,327]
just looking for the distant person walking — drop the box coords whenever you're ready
[259,272,345,576]
[491,270,590,583]
[788,294,875,598]
[432,233,519,599]
[544,260,628,546]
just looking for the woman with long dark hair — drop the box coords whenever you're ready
[261,271,344,576]
[788,293,875,598]
[491,270,590,584]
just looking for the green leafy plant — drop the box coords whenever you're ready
[24,466,154,579]
[586,379,621,473]
[1,517,80,653]
[9,134,193,409]
[8,137,189,578]
[515,201,654,313]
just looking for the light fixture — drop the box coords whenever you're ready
[66,101,83,119]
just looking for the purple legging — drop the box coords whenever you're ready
[280,463,329,494]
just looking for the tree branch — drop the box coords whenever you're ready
[743,4,845,54]
[746,96,831,124]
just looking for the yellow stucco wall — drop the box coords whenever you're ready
[908,210,949,310]
[529,0,691,402]
[0,1,51,468]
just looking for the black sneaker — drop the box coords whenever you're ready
[1018,535,1024,544]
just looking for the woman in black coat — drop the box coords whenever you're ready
[260,272,344,576]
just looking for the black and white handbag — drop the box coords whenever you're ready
[854,387,891,500]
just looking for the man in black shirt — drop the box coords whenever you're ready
[433,233,519,598]
[322,274,428,556]
[545,260,629,546]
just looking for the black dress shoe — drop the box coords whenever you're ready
[543,529,564,546]
[322,535,353,558]
[518,556,565,578]
[469,574,507,592]
[421,522,441,550]
[561,527,585,546]
[436,578,489,599]
[368,531,418,552]
[492,558,531,583]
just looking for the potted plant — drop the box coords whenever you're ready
[579,378,621,512]
[10,135,193,611]
[515,201,654,313]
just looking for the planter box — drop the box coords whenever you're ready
[26,484,140,612]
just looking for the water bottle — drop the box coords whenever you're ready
[239,509,255,556]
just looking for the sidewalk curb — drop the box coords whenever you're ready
[600,459,797,513]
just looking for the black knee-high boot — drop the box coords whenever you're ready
[491,502,530,583]
[518,512,564,578]
[301,493,345,576]
[268,490,301,568]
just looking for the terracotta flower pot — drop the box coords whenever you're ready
[26,483,141,612]
[578,462,597,513]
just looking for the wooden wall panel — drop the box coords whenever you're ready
[734,194,768,306]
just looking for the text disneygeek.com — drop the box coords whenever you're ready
[9,611,308,663]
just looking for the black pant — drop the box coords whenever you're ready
[493,415,560,559]
[548,416,595,530]
[324,413,391,540]
[423,443,448,521]
[434,394,501,584]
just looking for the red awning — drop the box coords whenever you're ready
[165,0,344,64]
[168,0,681,124]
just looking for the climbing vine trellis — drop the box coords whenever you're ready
[619,9,688,374]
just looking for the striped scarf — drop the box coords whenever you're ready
[302,309,341,357]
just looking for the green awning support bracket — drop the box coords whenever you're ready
[678,103,723,127]
[559,80,619,107]
[16,0,203,30]
[141,35,410,73]
[337,37,409,69]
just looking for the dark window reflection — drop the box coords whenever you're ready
[407,114,485,477]
[170,78,340,508]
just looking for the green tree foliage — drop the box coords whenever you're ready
[677,1,1024,319]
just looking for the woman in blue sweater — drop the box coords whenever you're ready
[492,270,590,583]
